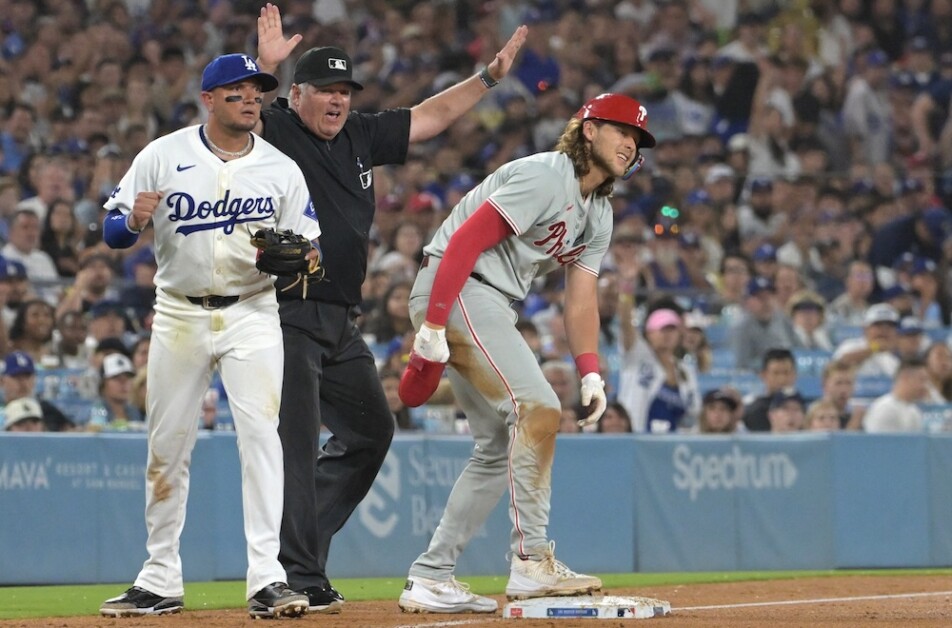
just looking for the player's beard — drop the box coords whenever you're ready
[590,146,622,181]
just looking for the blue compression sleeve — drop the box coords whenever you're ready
[103,209,140,249]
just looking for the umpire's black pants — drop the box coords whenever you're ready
[276,299,395,590]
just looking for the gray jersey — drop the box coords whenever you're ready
[424,152,613,299]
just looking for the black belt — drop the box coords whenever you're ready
[186,295,240,309]
[421,255,488,285]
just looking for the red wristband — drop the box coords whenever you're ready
[574,353,600,377]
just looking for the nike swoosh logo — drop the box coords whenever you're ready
[176,164,196,172]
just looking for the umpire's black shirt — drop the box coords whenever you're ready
[261,98,411,305]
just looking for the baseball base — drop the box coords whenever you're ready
[503,595,671,619]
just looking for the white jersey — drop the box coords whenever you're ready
[104,125,320,297]
[424,151,613,300]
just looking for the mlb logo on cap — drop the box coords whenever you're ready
[293,46,364,90]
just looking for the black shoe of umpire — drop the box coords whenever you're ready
[247,582,309,619]
[302,583,345,613]
[100,586,184,617]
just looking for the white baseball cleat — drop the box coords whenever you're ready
[399,576,498,613]
[505,541,602,600]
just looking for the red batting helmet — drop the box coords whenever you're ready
[575,93,657,148]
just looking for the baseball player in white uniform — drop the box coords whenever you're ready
[98,54,321,619]
[397,94,656,613]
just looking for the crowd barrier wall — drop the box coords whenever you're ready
[1,432,950,585]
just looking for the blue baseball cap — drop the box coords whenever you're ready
[898,316,924,336]
[747,276,775,296]
[911,256,937,275]
[1,351,35,377]
[447,173,477,194]
[920,206,952,244]
[753,243,777,262]
[865,49,890,67]
[750,177,773,193]
[685,189,712,206]
[769,390,804,410]
[201,54,279,92]
[0,257,27,281]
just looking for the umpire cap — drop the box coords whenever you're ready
[576,93,657,148]
[293,47,364,90]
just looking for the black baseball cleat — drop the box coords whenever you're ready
[247,582,308,619]
[100,586,184,617]
[302,583,345,613]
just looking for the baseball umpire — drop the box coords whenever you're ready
[251,2,527,613]
[98,53,321,619]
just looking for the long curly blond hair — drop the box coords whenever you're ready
[554,118,614,198]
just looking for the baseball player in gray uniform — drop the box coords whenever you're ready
[397,93,656,613]
[98,54,321,619]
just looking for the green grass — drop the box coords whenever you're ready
[2,569,951,619]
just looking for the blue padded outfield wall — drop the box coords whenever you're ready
[1,432,950,585]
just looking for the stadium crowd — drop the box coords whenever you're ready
[2,0,952,435]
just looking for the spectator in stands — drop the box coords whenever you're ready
[742,348,798,432]
[828,260,874,326]
[558,408,580,434]
[8,298,55,366]
[85,300,134,347]
[0,102,37,176]
[617,300,700,433]
[119,247,157,326]
[788,289,834,351]
[55,253,119,319]
[697,388,742,434]
[2,396,45,432]
[907,257,947,326]
[84,352,142,431]
[595,402,633,434]
[645,216,693,292]
[1,210,58,283]
[541,360,579,411]
[680,311,713,373]
[842,49,892,166]
[767,390,806,433]
[749,242,779,283]
[818,360,863,430]
[863,358,929,432]
[39,198,81,278]
[130,335,150,372]
[730,276,795,370]
[868,206,952,274]
[379,367,416,431]
[361,280,415,347]
[0,257,30,331]
[737,177,787,248]
[714,251,751,324]
[832,303,901,377]
[896,316,929,361]
[923,341,952,403]
[0,176,20,241]
[373,219,426,282]
[50,310,89,369]
[200,388,219,431]
[0,350,73,431]
[773,263,804,312]
[804,399,841,431]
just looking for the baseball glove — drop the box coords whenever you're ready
[250,228,317,277]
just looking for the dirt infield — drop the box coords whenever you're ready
[2,575,950,627]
